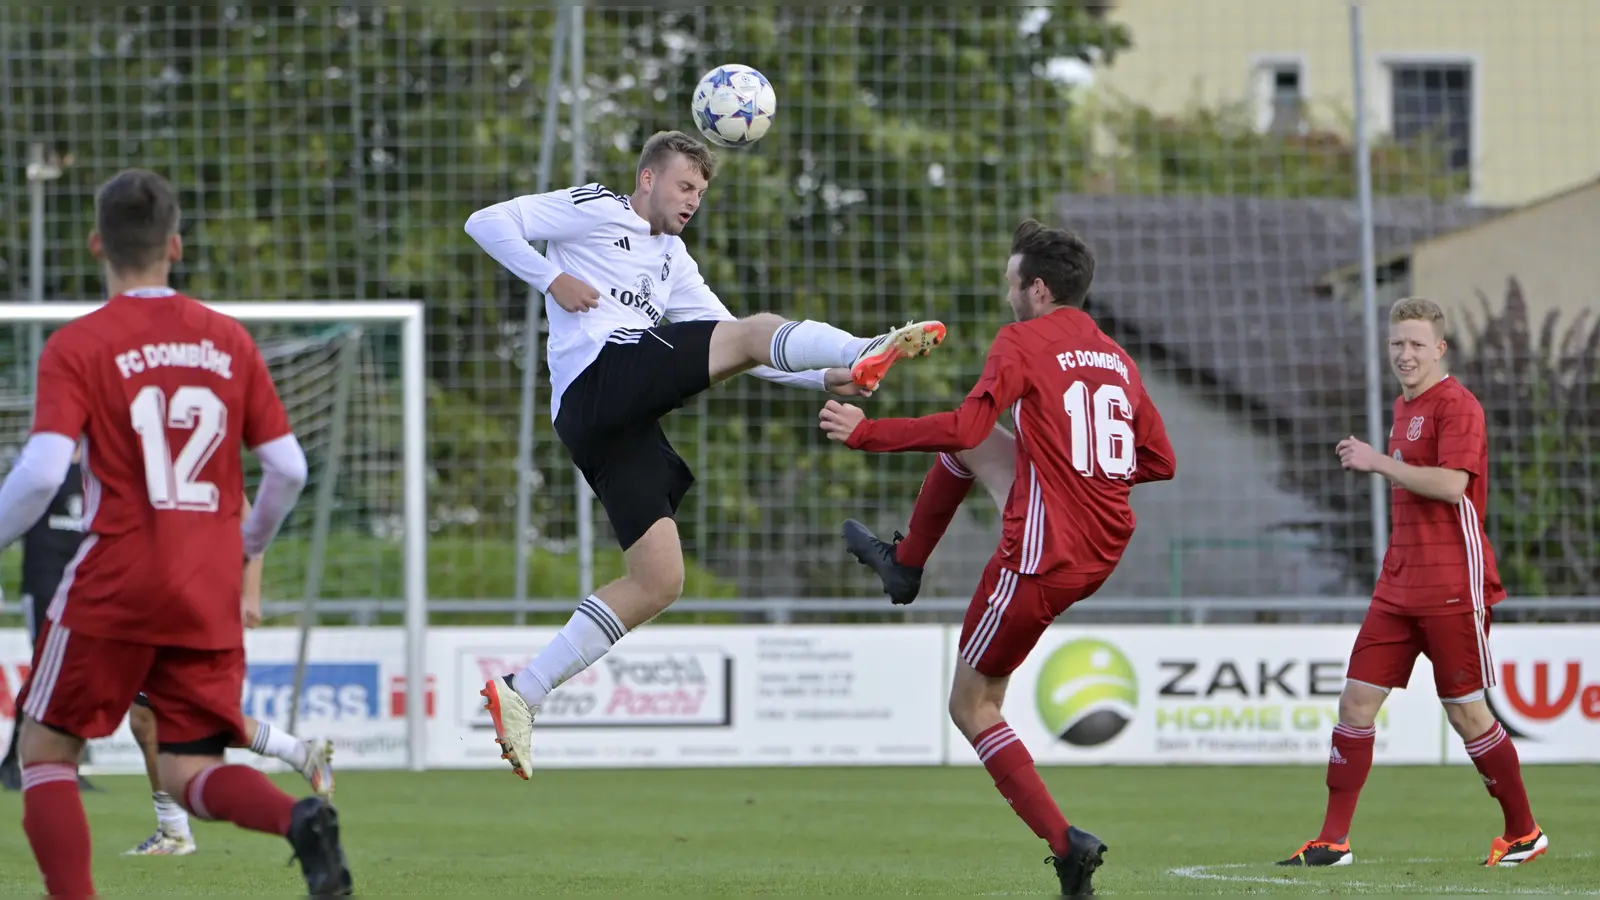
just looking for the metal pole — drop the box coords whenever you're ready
[570,3,595,599]
[401,310,429,772]
[513,9,571,622]
[1350,2,1389,578]
[26,144,63,391]
[287,328,362,736]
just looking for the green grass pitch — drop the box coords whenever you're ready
[2,765,1595,894]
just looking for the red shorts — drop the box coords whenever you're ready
[1347,604,1495,699]
[958,556,1108,677]
[18,619,247,747]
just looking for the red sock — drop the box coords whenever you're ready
[1466,721,1536,839]
[184,764,297,836]
[22,763,95,899]
[896,453,975,567]
[1317,722,1375,843]
[972,721,1070,855]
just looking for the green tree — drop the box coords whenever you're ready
[1452,278,1600,598]
[0,6,1469,599]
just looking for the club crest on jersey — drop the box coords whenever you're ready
[1392,449,1403,462]
[661,252,672,281]
[1406,416,1425,441]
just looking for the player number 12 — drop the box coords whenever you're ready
[1063,380,1136,479]
[130,385,227,512]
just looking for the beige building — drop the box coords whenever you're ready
[1319,177,1600,353]
[1092,0,1600,206]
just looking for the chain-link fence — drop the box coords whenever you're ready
[1,3,1595,606]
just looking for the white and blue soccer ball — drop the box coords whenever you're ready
[690,64,777,149]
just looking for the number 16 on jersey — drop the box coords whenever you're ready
[1064,380,1136,479]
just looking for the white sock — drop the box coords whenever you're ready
[153,791,191,838]
[249,721,309,770]
[515,595,626,708]
[768,320,871,372]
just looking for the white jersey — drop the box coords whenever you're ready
[464,182,824,418]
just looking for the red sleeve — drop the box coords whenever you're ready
[1131,384,1176,485]
[240,337,292,449]
[30,338,89,440]
[846,329,1026,453]
[1435,394,1486,477]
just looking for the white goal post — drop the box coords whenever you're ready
[0,301,430,772]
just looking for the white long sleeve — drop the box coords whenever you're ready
[242,434,309,558]
[464,188,602,293]
[0,433,77,550]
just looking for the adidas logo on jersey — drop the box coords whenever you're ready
[613,237,630,251]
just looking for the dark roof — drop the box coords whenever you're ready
[1057,193,1498,432]
[1056,192,1500,567]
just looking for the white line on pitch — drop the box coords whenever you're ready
[1167,852,1597,895]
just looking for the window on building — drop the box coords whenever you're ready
[1388,63,1472,174]
[1254,61,1305,135]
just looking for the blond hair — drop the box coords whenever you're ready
[637,130,718,182]
[1389,296,1446,338]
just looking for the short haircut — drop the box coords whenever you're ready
[1390,296,1446,338]
[637,130,718,182]
[1010,218,1095,308]
[95,169,180,272]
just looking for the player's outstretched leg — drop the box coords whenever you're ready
[1278,681,1387,866]
[711,313,947,392]
[1446,701,1545,866]
[244,717,336,799]
[125,697,196,856]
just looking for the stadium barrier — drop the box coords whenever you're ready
[3,624,1595,772]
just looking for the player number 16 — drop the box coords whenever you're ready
[1063,380,1136,479]
[130,384,227,512]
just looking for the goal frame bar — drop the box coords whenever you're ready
[0,300,430,772]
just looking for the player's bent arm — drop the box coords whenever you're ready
[0,433,77,549]
[242,434,309,559]
[847,393,1004,454]
[748,365,828,391]
[463,190,593,292]
[1372,457,1470,504]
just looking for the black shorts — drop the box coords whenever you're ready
[554,321,717,551]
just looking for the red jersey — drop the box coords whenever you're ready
[848,307,1176,585]
[1372,375,1504,616]
[31,289,293,649]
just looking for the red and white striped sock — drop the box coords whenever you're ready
[896,453,975,568]
[22,762,95,898]
[972,721,1070,856]
[1465,721,1536,839]
[1317,722,1375,843]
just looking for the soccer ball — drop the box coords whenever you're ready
[690,64,777,148]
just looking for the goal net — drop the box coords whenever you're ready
[0,301,428,772]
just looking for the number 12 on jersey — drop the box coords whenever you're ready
[131,385,227,512]
[1064,380,1136,479]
